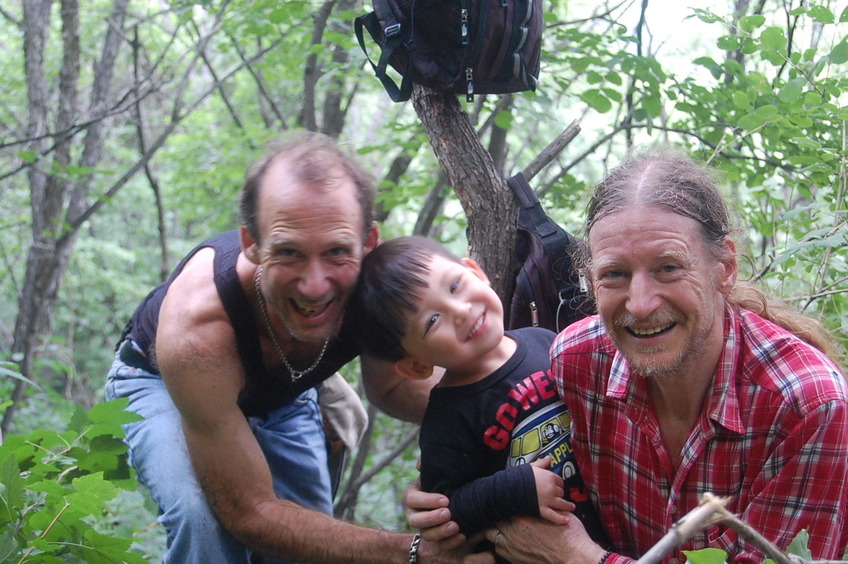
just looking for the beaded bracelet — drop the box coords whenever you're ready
[598,550,614,564]
[408,533,421,564]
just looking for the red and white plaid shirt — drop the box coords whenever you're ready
[552,305,848,564]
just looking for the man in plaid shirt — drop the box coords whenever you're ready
[406,148,847,564]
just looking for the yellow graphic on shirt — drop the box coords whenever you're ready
[507,400,576,480]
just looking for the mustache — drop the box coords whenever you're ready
[613,311,678,328]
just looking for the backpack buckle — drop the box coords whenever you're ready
[384,23,401,38]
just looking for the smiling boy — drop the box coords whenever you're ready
[349,236,607,554]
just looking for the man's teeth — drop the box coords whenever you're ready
[295,303,327,317]
[630,324,672,336]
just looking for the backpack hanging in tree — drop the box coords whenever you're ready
[506,172,594,333]
[354,0,543,103]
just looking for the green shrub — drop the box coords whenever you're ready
[0,399,151,563]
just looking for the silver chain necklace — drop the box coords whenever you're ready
[253,266,330,381]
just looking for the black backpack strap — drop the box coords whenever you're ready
[354,1,414,102]
[507,171,540,208]
[507,173,571,288]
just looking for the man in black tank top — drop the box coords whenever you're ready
[105,133,448,564]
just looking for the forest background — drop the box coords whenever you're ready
[0,0,846,561]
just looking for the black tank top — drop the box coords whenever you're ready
[121,230,360,416]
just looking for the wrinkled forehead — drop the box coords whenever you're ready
[588,204,706,256]
[257,163,363,234]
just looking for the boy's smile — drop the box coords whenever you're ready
[400,255,516,382]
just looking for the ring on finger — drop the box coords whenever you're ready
[494,531,502,548]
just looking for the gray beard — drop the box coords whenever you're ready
[604,321,710,380]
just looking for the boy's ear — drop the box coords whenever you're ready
[394,357,434,380]
[461,257,490,284]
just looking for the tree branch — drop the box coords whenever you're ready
[637,493,843,564]
[522,120,581,182]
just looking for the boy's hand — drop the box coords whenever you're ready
[531,457,574,525]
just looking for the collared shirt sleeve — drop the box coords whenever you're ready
[729,375,848,562]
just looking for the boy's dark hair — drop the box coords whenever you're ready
[350,236,462,361]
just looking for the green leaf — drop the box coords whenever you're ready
[642,94,662,117]
[580,89,612,113]
[32,481,69,505]
[786,529,813,559]
[789,136,821,150]
[571,56,603,72]
[85,398,142,438]
[0,455,24,523]
[787,155,826,166]
[732,91,751,109]
[717,34,740,50]
[692,8,723,23]
[80,528,148,564]
[762,50,785,67]
[0,528,19,562]
[830,41,848,64]
[17,150,37,163]
[606,72,623,85]
[67,472,121,515]
[740,15,766,32]
[808,5,835,23]
[804,91,824,106]
[760,27,786,50]
[603,87,623,102]
[586,70,603,84]
[267,8,290,24]
[493,111,513,130]
[783,202,824,222]
[682,547,728,564]
[740,36,760,55]
[755,104,779,119]
[778,78,805,103]
[693,56,719,67]
[0,362,39,388]
[737,112,765,130]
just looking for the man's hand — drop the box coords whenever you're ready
[530,457,574,525]
[417,537,496,564]
[485,515,608,564]
[403,479,466,550]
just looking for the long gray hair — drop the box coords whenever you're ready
[582,147,843,366]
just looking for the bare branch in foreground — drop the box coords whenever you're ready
[637,493,844,564]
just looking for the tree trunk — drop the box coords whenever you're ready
[411,84,519,302]
[3,0,129,435]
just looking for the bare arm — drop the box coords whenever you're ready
[361,354,442,423]
[155,251,458,564]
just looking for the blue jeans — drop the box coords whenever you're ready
[105,352,333,564]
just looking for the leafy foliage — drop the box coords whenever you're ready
[683,528,819,563]
[0,398,151,563]
[668,5,848,351]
